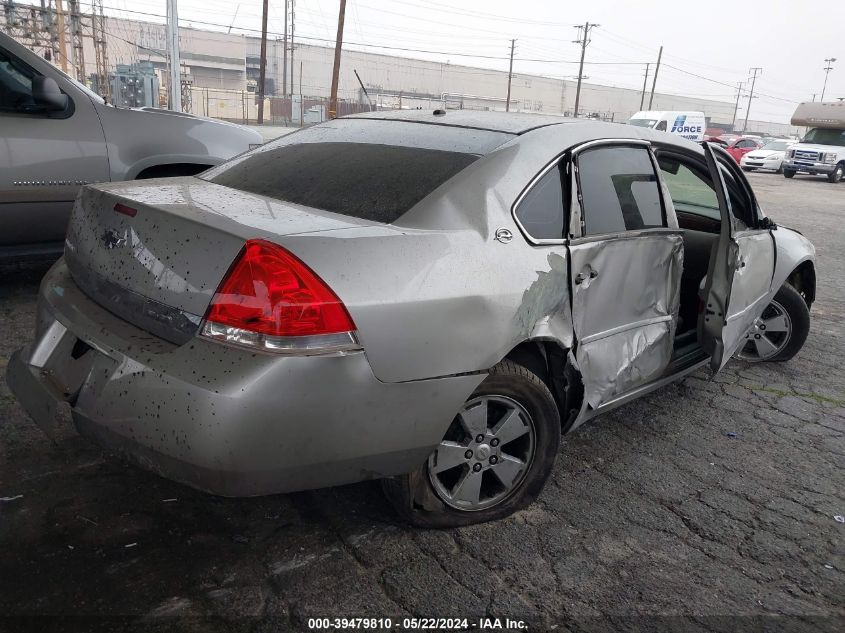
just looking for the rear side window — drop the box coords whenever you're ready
[206,142,478,224]
[514,166,564,241]
[577,146,665,236]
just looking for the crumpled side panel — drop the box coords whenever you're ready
[570,233,683,408]
[578,321,674,408]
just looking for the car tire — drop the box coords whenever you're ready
[735,283,810,363]
[828,164,844,183]
[783,169,795,179]
[775,165,783,174]
[382,360,560,528]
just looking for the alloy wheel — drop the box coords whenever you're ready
[427,395,536,511]
[736,299,793,362]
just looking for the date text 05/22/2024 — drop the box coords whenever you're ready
[306,617,529,630]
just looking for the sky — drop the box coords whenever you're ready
[87,1,843,123]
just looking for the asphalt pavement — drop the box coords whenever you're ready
[0,171,843,632]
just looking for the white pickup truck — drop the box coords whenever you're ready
[783,101,845,183]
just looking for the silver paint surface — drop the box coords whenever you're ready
[6,113,816,496]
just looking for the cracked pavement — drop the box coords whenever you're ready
[0,172,843,630]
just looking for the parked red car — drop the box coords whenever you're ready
[725,137,764,163]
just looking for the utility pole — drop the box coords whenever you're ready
[639,63,650,110]
[505,38,515,112]
[648,45,663,109]
[68,0,84,82]
[572,21,598,118]
[730,81,744,131]
[92,0,109,101]
[742,67,762,134]
[328,0,346,119]
[289,0,295,98]
[282,0,288,99]
[54,0,68,72]
[166,0,181,111]
[257,0,268,124]
[821,58,836,102]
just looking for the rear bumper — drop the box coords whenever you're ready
[6,259,483,496]
[783,160,836,174]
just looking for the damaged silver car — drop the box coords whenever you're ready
[6,111,816,527]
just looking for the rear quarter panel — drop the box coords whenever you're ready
[271,139,581,383]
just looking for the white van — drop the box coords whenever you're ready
[627,111,706,142]
[782,101,845,183]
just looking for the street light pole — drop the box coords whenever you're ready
[821,58,836,102]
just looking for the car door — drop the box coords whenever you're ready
[0,41,108,250]
[730,139,757,162]
[699,142,776,371]
[566,139,684,408]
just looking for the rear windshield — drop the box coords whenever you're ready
[202,119,512,224]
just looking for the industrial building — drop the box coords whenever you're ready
[2,3,799,135]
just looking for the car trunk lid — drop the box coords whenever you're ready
[64,177,375,344]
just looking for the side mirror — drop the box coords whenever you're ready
[31,76,68,112]
[759,216,777,230]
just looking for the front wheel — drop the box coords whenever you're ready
[828,164,844,183]
[382,360,560,528]
[783,169,795,179]
[736,283,810,363]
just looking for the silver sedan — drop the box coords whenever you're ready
[7,111,816,527]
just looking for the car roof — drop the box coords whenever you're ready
[342,110,703,156]
[344,109,578,135]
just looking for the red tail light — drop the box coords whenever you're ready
[201,239,358,353]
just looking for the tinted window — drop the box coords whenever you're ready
[577,146,664,236]
[203,119,513,224]
[206,142,478,224]
[514,166,564,240]
[0,48,34,112]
